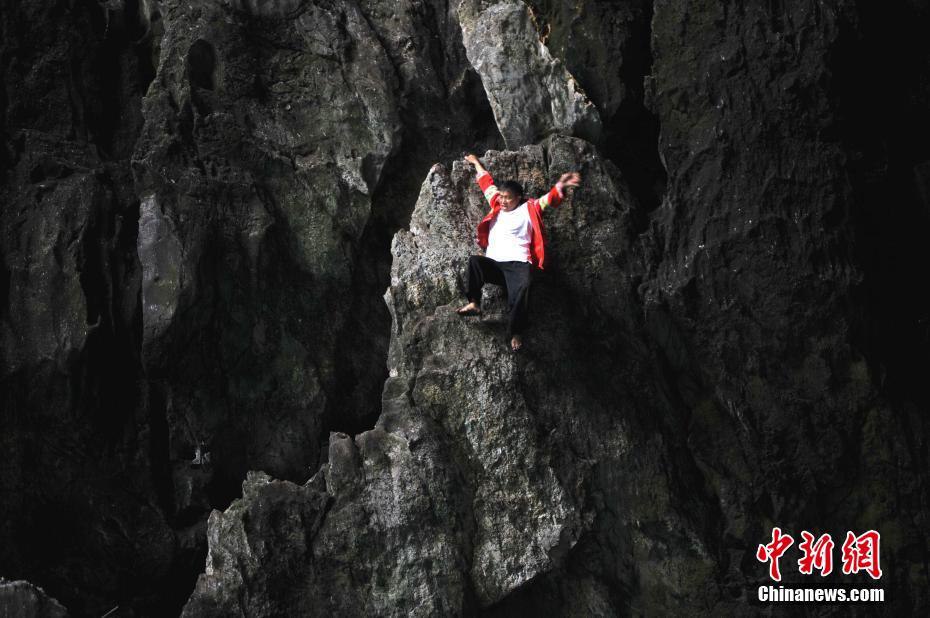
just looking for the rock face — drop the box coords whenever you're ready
[525,0,651,124]
[0,579,68,618]
[185,137,666,614]
[458,1,602,147]
[520,0,664,212]
[645,4,930,612]
[182,0,930,613]
[3,0,930,615]
[132,0,402,500]
[1,0,500,614]
[0,2,181,615]
[131,0,502,521]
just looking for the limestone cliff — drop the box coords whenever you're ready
[1,0,928,615]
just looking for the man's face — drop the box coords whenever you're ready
[498,190,521,211]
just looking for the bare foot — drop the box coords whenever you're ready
[457,301,481,316]
[511,335,523,352]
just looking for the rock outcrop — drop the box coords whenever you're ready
[182,1,930,613]
[1,0,500,613]
[132,0,403,499]
[3,0,930,614]
[0,2,181,615]
[184,137,680,614]
[524,0,651,125]
[183,132,812,614]
[0,579,68,618]
[458,1,602,147]
[645,4,929,611]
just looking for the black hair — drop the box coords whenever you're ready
[498,180,524,198]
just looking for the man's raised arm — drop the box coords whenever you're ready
[538,172,582,211]
[464,154,499,206]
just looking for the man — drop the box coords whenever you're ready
[457,153,581,351]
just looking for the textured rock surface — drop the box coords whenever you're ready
[523,0,663,208]
[0,2,182,615]
[0,579,68,618]
[181,471,329,617]
[324,0,502,435]
[526,0,650,121]
[644,4,929,612]
[1,0,499,614]
[3,0,930,615]
[132,0,402,499]
[458,1,601,147]
[182,1,930,613]
[184,137,684,614]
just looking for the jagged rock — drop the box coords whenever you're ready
[182,471,329,616]
[2,0,500,612]
[641,1,930,612]
[524,0,651,121]
[0,5,178,614]
[4,0,930,614]
[131,0,402,495]
[183,137,678,613]
[514,0,664,212]
[184,136,726,615]
[0,579,68,618]
[458,1,601,148]
[137,193,182,347]
[325,0,503,437]
[184,429,470,616]
[1,133,100,374]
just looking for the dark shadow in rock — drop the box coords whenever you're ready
[326,63,503,436]
[836,2,930,408]
[187,40,217,92]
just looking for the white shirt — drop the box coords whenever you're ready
[486,203,532,263]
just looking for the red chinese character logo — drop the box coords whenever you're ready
[841,530,882,579]
[797,531,834,576]
[757,527,795,581]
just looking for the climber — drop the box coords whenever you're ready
[457,153,581,351]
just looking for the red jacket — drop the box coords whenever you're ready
[475,171,563,270]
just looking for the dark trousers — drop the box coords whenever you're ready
[466,255,533,336]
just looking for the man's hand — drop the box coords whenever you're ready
[558,172,581,187]
[464,153,487,175]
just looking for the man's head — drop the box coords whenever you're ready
[498,180,524,211]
